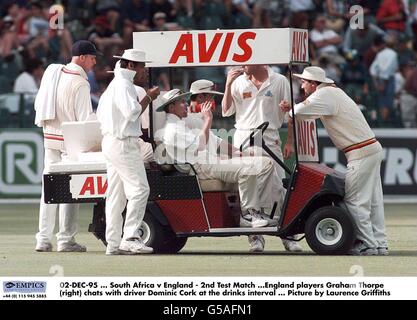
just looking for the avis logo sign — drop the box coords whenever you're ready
[70,174,108,199]
[0,132,43,195]
[292,30,308,62]
[296,120,318,162]
[169,31,256,64]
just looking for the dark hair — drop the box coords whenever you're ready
[25,58,43,73]
[373,35,385,47]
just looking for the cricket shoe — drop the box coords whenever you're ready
[282,238,303,252]
[106,246,135,256]
[348,242,378,256]
[240,211,268,228]
[260,212,278,227]
[35,242,52,252]
[377,247,389,256]
[57,242,87,252]
[119,238,153,254]
[249,235,265,253]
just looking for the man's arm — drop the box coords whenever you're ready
[222,67,243,116]
[279,88,337,119]
[199,102,213,150]
[139,86,160,114]
[283,118,295,159]
[74,83,94,121]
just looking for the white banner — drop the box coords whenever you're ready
[1,277,416,300]
[133,28,308,67]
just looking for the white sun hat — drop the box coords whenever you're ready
[113,49,152,63]
[293,66,334,84]
[156,89,192,112]
[190,79,223,96]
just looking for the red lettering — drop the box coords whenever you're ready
[79,177,95,195]
[303,122,309,154]
[169,34,194,64]
[232,32,256,63]
[309,122,316,157]
[198,33,222,63]
[297,121,306,155]
[292,31,308,62]
[97,176,107,194]
[302,32,308,61]
[219,33,234,62]
[292,32,299,61]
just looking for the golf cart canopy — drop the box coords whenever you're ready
[133,28,309,67]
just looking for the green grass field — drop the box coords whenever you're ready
[0,203,416,276]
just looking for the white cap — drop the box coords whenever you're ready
[113,49,152,63]
[189,79,223,96]
[156,89,192,112]
[293,66,334,84]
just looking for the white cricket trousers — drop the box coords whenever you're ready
[102,136,150,250]
[36,148,79,246]
[234,129,286,211]
[198,156,277,211]
[344,150,388,249]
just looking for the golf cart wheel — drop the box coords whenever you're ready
[305,206,355,255]
[141,212,187,254]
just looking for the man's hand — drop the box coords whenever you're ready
[283,141,294,159]
[201,101,213,121]
[226,67,244,87]
[147,86,160,101]
[279,100,291,113]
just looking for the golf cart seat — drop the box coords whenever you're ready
[152,99,238,193]
[199,179,238,192]
[154,151,238,192]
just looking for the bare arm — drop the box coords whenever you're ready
[283,117,295,159]
[222,67,244,115]
[199,102,213,150]
[139,86,160,114]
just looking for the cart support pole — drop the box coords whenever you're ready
[149,67,154,149]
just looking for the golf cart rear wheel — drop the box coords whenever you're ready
[305,206,355,255]
[141,212,187,254]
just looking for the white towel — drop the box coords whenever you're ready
[34,63,64,127]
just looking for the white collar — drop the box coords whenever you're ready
[166,113,184,123]
[65,62,88,79]
[114,67,136,82]
[317,83,336,90]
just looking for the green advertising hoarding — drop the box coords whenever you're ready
[0,129,43,198]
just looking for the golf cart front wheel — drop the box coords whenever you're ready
[305,206,355,255]
[141,213,187,254]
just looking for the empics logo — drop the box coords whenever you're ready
[4,282,15,289]
[0,132,43,195]
[3,281,47,293]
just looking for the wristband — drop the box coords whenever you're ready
[146,94,153,103]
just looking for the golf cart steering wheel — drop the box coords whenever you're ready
[239,121,269,152]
